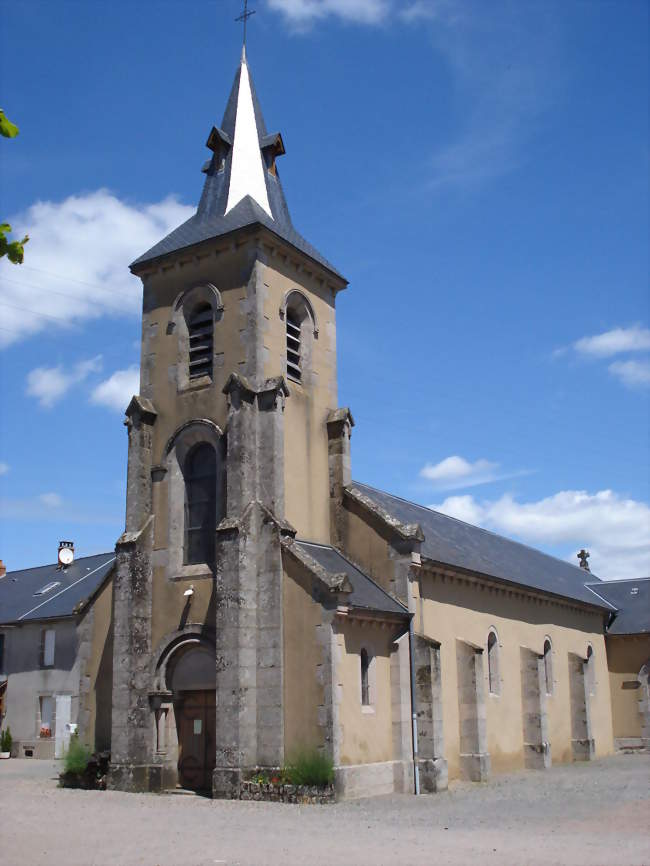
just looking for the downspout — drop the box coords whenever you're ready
[408,614,420,795]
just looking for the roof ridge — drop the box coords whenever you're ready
[353,480,602,581]
[585,576,650,585]
[4,551,115,577]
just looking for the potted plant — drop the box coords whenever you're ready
[0,726,12,758]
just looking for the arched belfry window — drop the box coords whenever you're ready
[360,648,370,706]
[543,638,553,695]
[286,308,302,381]
[184,443,217,565]
[487,630,500,695]
[188,303,213,380]
[283,291,316,384]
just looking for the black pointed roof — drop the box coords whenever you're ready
[131,50,344,279]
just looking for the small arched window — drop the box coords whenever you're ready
[188,303,213,380]
[487,630,500,695]
[360,648,370,706]
[543,638,553,695]
[586,645,596,696]
[184,443,217,565]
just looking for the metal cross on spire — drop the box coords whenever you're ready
[235,0,256,47]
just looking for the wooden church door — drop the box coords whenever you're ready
[176,690,216,792]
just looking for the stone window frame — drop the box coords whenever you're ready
[543,636,554,696]
[168,283,224,394]
[486,627,501,697]
[279,289,318,386]
[163,419,226,582]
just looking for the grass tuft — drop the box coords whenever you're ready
[283,748,334,788]
[64,735,92,775]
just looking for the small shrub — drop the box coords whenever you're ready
[283,748,334,788]
[0,726,12,753]
[64,735,91,775]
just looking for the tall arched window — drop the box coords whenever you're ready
[586,645,596,696]
[360,648,370,706]
[188,303,214,380]
[543,638,553,695]
[184,443,217,565]
[487,630,500,695]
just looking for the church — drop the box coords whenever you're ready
[3,46,644,800]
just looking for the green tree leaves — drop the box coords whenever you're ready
[1,109,28,263]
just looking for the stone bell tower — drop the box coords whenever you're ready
[109,47,347,794]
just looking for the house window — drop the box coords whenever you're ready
[487,630,500,695]
[39,629,55,668]
[360,648,370,706]
[286,309,302,381]
[184,443,217,566]
[188,303,213,380]
[543,638,553,695]
[39,695,53,738]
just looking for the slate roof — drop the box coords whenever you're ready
[585,578,650,634]
[131,51,344,280]
[0,553,115,624]
[351,482,613,611]
[295,540,409,618]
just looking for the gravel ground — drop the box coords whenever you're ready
[0,754,648,866]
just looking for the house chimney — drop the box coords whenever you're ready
[577,549,590,571]
[0,560,6,579]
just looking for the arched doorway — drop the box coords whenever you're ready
[168,644,216,792]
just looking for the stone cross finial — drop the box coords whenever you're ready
[577,549,590,571]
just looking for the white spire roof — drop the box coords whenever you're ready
[225,50,273,219]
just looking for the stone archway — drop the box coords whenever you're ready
[167,644,216,792]
[148,628,216,792]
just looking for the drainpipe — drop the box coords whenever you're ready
[408,615,420,795]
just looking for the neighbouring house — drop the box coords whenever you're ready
[0,549,114,758]
[586,577,650,750]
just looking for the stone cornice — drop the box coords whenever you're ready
[344,485,424,543]
[217,500,296,538]
[419,557,610,617]
[223,372,290,402]
[326,407,355,431]
[124,395,157,426]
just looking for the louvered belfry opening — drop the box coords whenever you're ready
[286,309,301,381]
[188,304,214,380]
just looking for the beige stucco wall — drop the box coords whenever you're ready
[80,576,114,751]
[605,634,650,739]
[416,570,614,779]
[282,560,325,756]
[337,621,395,766]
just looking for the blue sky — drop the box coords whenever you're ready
[0,0,648,578]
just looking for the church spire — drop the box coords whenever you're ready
[131,50,342,279]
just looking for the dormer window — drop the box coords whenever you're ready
[188,304,213,380]
[286,310,302,381]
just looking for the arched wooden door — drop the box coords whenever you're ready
[169,644,216,792]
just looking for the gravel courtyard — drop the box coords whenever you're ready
[0,754,648,866]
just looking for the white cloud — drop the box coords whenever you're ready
[0,190,193,349]
[90,366,140,413]
[609,359,650,389]
[266,0,390,26]
[0,463,8,476]
[26,355,102,408]
[421,455,498,489]
[420,454,529,490]
[432,489,650,580]
[573,326,650,358]
[38,492,63,508]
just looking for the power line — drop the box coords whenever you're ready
[0,300,76,324]
[2,271,139,302]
